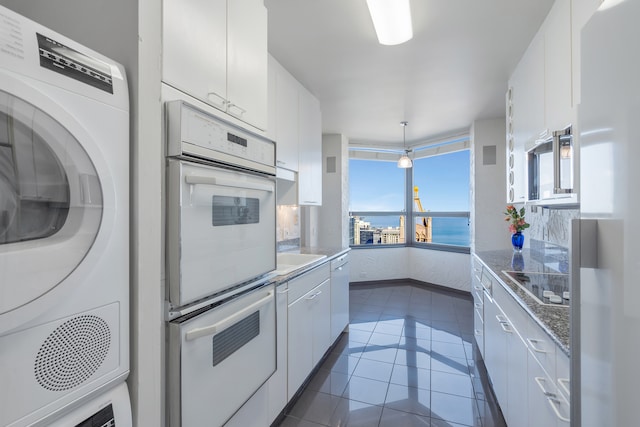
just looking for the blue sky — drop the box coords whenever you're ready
[349,150,470,212]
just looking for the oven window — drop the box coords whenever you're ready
[212,196,260,226]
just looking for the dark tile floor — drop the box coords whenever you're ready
[277,281,507,427]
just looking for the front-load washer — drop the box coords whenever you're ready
[47,382,132,427]
[0,6,130,426]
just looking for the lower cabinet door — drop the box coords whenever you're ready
[311,279,331,366]
[528,352,569,427]
[505,331,528,427]
[287,292,314,400]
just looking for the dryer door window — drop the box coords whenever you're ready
[0,90,102,315]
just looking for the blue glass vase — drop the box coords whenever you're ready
[511,232,524,251]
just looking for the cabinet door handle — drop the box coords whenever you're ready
[185,291,273,341]
[557,378,570,396]
[277,287,289,294]
[227,102,246,117]
[527,338,548,353]
[207,91,226,108]
[547,396,570,423]
[499,322,513,334]
[474,329,482,336]
[473,285,483,291]
[305,290,322,300]
[474,302,483,309]
[534,376,556,398]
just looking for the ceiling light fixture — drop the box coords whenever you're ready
[366,0,413,46]
[397,121,413,168]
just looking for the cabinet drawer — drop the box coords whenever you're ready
[524,314,557,377]
[492,280,528,339]
[471,256,484,282]
[288,263,330,303]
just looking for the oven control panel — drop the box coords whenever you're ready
[166,101,275,175]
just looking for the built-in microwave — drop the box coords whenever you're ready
[527,126,575,203]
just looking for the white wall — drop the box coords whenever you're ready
[349,247,471,292]
[470,118,512,252]
[318,134,350,248]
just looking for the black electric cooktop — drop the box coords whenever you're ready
[503,270,570,306]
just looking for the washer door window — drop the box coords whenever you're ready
[0,90,102,315]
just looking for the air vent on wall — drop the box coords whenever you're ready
[34,315,111,392]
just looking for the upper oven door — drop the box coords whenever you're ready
[167,159,276,307]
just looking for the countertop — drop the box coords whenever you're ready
[474,248,570,356]
[274,246,350,282]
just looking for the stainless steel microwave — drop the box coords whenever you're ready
[526,126,574,202]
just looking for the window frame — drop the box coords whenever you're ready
[349,136,471,254]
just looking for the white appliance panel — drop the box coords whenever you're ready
[167,159,276,307]
[0,6,130,426]
[577,1,640,426]
[168,284,276,427]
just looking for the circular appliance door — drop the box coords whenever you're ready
[0,89,102,316]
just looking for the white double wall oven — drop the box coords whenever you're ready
[164,100,277,427]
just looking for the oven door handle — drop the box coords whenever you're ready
[185,291,274,341]
[185,175,274,193]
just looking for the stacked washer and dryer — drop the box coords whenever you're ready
[0,6,131,426]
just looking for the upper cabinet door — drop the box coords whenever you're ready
[162,0,227,110]
[272,57,300,171]
[544,0,572,132]
[227,0,268,130]
[298,85,322,206]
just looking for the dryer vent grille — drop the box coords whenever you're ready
[34,315,111,391]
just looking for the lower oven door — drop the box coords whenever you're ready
[168,283,276,427]
[167,158,276,307]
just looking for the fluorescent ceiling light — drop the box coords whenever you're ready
[366,0,413,45]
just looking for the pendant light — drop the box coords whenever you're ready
[397,121,413,168]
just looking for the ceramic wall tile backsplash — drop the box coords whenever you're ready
[525,205,578,248]
[277,205,300,248]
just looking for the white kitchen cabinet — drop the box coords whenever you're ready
[223,382,268,427]
[507,30,543,203]
[528,352,570,427]
[266,281,289,424]
[570,0,602,108]
[270,56,300,171]
[162,0,267,130]
[162,0,227,109]
[298,85,323,205]
[287,264,331,400]
[311,279,331,366]
[268,56,323,204]
[471,258,485,357]
[330,253,350,343]
[226,0,267,129]
[482,294,508,407]
[543,0,572,132]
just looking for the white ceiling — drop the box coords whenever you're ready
[265,0,555,148]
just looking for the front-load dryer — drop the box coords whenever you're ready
[0,6,130,426]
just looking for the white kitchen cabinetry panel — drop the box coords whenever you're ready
[162,0,267,130]
[330,253,350,343]
[543,0,572,132]
[528,352,570,427]
[223,382,268,427]
[311,279,331,366]
[482,295,508,407]
[271,57,300,171]
[298,85,323,205]
[162,0,227,110]
[470,259,485,357]
[571,0,602,108]
[226,0,267,130]
[266,55,278,141]
[287,264,331,400]
[267,281,289,424]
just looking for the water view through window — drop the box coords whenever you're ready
[349,149,470,248]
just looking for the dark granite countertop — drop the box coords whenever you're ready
[475,248,570,356]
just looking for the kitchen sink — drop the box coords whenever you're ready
[275,253,327,275]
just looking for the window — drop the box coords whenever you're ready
[349,140,470,252]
